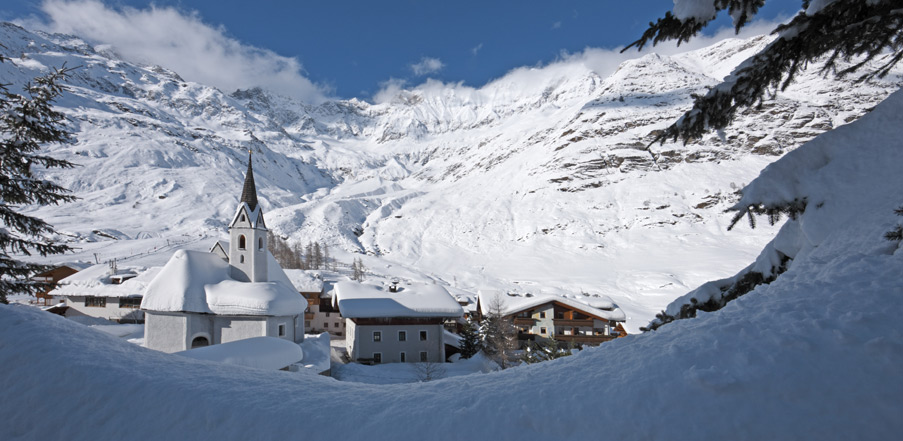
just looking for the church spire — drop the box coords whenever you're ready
[240,150,259,211]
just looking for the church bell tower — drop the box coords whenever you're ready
[229,152,268,282]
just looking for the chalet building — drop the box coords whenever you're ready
[283,270,346,336]
[49,263,159,323]
[476,290,627,347]
[31,263,89,305]
[334,281,464,364]
[141,153,306,353]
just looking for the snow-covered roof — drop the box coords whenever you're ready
[334,281,464,319]
[141,250,305,316]
[175,336,302,370]
[50,264,162,298]
[477,290,626,322]
[282,269,324,293]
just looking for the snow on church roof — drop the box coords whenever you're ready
[141,250,305,316]
[477,290,626,322]
[334,281,464,319]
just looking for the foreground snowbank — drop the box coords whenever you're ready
[659,87,903,324]
[2,93,902,439]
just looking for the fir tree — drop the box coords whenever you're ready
[625,0,903,147]
[351,257,366,282]
[0,64,77,303]
[479,294,518,369]
[458,318,481,359]
[313,241,322,270]
[521,335,573,364]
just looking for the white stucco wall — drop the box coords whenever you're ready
[346,319,357,360]
[216,316,267,344]
[144,312,188,353]
[264,316,302,343]
[350,323,446,363]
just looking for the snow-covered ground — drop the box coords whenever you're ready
[2,85,901,441]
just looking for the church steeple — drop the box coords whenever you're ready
[240,151,259,212]
[228,150,268,283]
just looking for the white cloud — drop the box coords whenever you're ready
[373,18,789,105]
[471,43,483,56]
[372,78,408,104]
[551,21,562,30]
[27,0,328,103]
[410,57,444,76]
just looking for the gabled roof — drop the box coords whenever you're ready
[477,290,626,322]
[141,250,304,316]
[334,281,464,319]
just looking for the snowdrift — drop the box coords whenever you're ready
[2,91,902,439]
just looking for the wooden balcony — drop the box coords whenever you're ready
[304,313,315,320]
[513,317,536,326]
[553,318,594,327]
[554,334,617,345]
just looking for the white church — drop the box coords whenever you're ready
[141,154,306,353]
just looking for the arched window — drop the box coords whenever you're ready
[240,214,246,222]
[240,255,245,263]
[238,235,246,250]
[258,237,264,250]
[191,336,209,348]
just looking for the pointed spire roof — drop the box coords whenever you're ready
[240,151,259,211]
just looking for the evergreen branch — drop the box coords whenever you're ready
[623,1,766,52]
[649,1,903,145]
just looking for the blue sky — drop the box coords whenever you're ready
[1,0,800,102]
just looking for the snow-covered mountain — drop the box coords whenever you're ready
[3,22,901,330]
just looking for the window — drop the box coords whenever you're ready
[373,331,382,342]
[398,331,407,342]
[334,322,339,328]
[540,327,547,335]
[258,237,263,250]
[118,297,141,309]
[400,352,406,363]
[239,255,244,263]
[373,353,382,364]
[238,235,246,250]
[420,351,428,362]
[325,312,330,317]
[85,296,106,308]
[343,322,346,327]
[278,324,286,337]
[539,311,546,319]
[240,214,246,222]
[419,330,427,341]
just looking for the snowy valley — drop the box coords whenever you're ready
[3,21,901,330]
